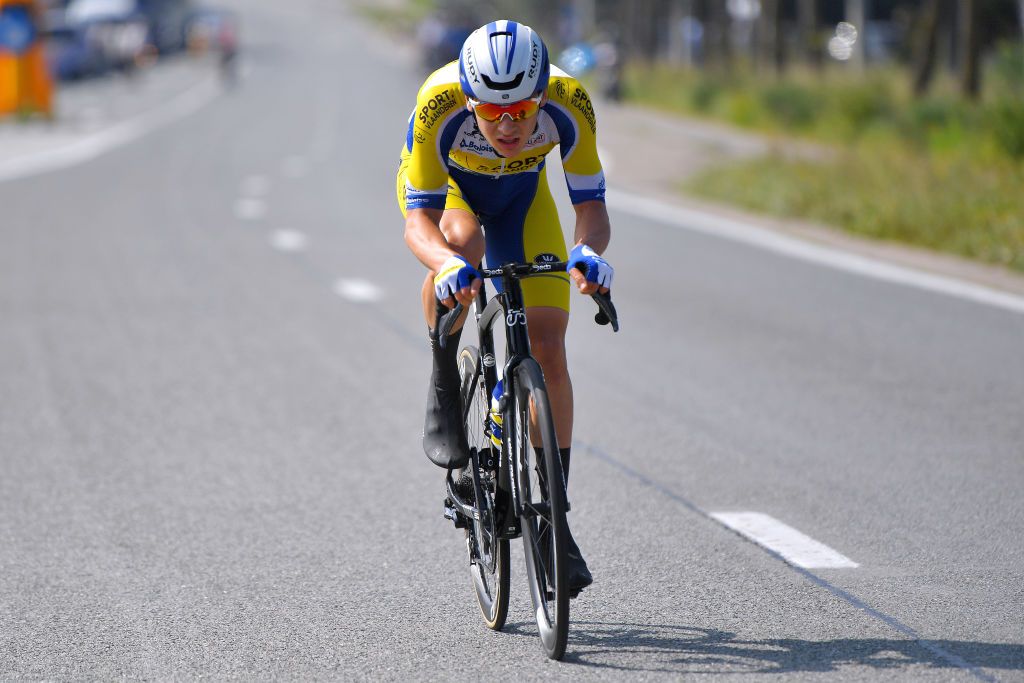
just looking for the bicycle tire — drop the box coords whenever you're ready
[458,345,510,631]
[509,358,569,660]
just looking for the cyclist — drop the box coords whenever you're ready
[398,20,613,596]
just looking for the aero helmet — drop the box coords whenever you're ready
[458,20,550,103]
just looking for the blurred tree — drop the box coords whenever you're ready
[846,0,868,69]
[759,0,786,74]
[959,0,981,98]
[796,0,822,68]
[911,0,944,96]
[708,0,734,70]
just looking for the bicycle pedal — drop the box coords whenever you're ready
[443,498,469,529]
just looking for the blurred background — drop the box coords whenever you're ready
[368,0,1024,275]
[2,2,1023,676]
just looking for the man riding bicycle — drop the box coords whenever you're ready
[398,20,613,596]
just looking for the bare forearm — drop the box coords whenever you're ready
[572,200,611,254]
[404,208,454,271]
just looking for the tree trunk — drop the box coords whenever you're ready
[797,0,821,69]
[758,0,785,75]
[708,0,733,72]
[911,0,942,97]
[845,0,868,70]
[957,0,981,99]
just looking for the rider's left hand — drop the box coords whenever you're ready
[567,244,612,295]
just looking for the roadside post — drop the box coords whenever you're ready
[0,0,53,118]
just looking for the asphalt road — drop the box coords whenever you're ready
[2,0,1023,679]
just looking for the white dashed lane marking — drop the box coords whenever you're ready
[234,198,267,221]
[269,229,308,252]
[333,279,383,303]
[710,511,859,569]
[241,175,271,197]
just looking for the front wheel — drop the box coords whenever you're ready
[509,359,569,660]
[458,345,510,631]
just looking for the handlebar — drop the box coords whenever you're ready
[435,260,619,346]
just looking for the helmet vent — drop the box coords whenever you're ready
[481,72,524,91]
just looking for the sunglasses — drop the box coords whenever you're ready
[469,95,543,122]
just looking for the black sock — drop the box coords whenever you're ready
[559,447,571,484]
[534,446,573,486]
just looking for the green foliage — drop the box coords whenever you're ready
[690,78,722,112]
[989,99,1024,159]
[685,150,1024,273]
[989,42,1024,95]
[831,80,894,139]
[759,83,821,129]
[623,61,1024,163]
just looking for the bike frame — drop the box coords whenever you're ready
[460,262,561,538]
[444,259,616,539]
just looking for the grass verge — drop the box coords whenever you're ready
[622,53,1024,274]
[684,148,1024,273]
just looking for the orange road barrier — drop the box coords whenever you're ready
[0,0,53,117]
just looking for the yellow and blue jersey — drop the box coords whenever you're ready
[399,61,606,213]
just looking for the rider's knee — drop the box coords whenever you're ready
[530,333,568,377]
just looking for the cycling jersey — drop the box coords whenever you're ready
[396,62,606,310]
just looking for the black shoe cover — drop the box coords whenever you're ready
[540,524,593,598]
[423,368,470,469]
[566,531,593,594]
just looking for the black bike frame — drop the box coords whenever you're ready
[462,261,566,537]
[442,260,616,537]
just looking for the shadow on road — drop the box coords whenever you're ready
[504,620,1023,675]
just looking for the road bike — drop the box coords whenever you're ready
[436,260,618,660]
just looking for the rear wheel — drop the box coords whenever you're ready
[510,359,569,660]
[458,345,509,631]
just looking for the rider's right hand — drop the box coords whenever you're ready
[434,254,481,308]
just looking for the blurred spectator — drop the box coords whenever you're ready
[417,8,474,73]
[186,7,237,83]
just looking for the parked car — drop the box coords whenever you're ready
[43,3,110,79]
[61,0,148,72]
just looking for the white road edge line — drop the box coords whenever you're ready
[710,511,859,569]
[0,75,221,184]
[608,188,1024,316]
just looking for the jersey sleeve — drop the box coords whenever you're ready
[545,74,606,204]
[402,70,465,212]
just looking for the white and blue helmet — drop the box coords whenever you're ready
[458,20,550,103]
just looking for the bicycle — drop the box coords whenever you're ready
[436,260,618,660]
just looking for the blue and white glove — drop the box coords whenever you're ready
[568,244,614,290]
[434,254,480,301]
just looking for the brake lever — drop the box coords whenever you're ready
[590,291,619,332]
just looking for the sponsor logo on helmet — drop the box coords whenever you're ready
[528,43,540,78]
[465,49,480,84]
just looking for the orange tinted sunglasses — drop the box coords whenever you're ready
[470,95,543,122]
